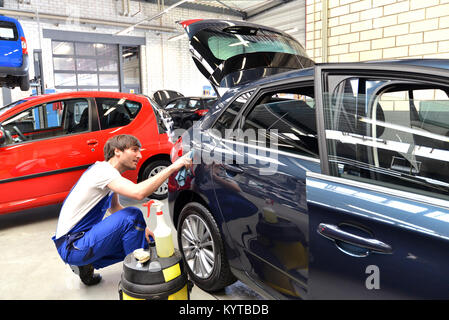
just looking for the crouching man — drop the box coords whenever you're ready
[52,134,191,285]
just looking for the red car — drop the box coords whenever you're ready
[0,91,173,215]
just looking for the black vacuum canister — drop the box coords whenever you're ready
[119,245,192,300]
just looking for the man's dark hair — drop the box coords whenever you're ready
[104,134,142,161]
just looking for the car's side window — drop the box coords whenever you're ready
[124,100,141,117]
[68,100,90,133]
[240,86,318,158]
[1,98,89,145]
[212,91,253,136]
[96,98,139,129]
[164,101,176,110]
[324,76,449,200]
[188,99,200,108]
[176,99,188,110]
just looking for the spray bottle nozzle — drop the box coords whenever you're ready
[143,199,164,218]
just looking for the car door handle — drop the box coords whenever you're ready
[318,223,393,255]
[223,164,244,174]
[86,139,98,147]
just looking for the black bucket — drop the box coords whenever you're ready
[119,246,192,300]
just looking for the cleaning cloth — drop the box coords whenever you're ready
[133,248,150,264]
[175,150,194,187]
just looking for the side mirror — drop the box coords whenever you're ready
[0,127,5,146]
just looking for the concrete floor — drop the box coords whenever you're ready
[0,196,262,300]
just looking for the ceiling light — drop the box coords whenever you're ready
[284,27,298,34]
[115,0,196,36]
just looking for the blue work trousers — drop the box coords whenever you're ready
[54,206,148,269]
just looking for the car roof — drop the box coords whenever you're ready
[366,58,449,70]
[185,96,217,100]
[168,96,216,99]
[164,96,216,104]
[0,16,20,24]
[234,59,449,90]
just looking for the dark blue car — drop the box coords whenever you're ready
[168,19,449,299]
[0,16,29,91]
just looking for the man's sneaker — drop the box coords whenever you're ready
[70,264,102,286]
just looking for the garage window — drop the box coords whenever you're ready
[52,41,119,92]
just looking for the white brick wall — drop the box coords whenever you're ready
[306,0,449,63]
[3,0,237,101]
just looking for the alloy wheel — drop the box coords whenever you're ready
[180,214,215,279]
[148,165,168,196]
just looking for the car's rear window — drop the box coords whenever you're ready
[0,21,18,41]
[202,26,306,61]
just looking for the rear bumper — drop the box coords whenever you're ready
[0,54,29,77]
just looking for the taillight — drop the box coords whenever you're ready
[170,137,183,162]
[195,109,208,116]
[21,37,28,55]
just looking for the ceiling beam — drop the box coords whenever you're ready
[214,0,247,19]
[246,0,293,20]
[139,0,243,17]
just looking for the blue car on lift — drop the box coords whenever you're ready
[168,19,449,299]
[0,16,29,91]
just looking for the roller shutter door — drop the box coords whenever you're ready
[248,0,306,47]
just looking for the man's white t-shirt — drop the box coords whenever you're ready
[55,161,121,239]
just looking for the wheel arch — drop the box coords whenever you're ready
[172,190,210,229]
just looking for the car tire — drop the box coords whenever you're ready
[141,159,171,200]
[19,75,30,91]
[177,202,236,292]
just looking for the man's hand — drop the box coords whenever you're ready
[145,227,154,243]
[107,152,194,201]
[172,152,193,171]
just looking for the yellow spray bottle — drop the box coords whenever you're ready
[144,199,175,258]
